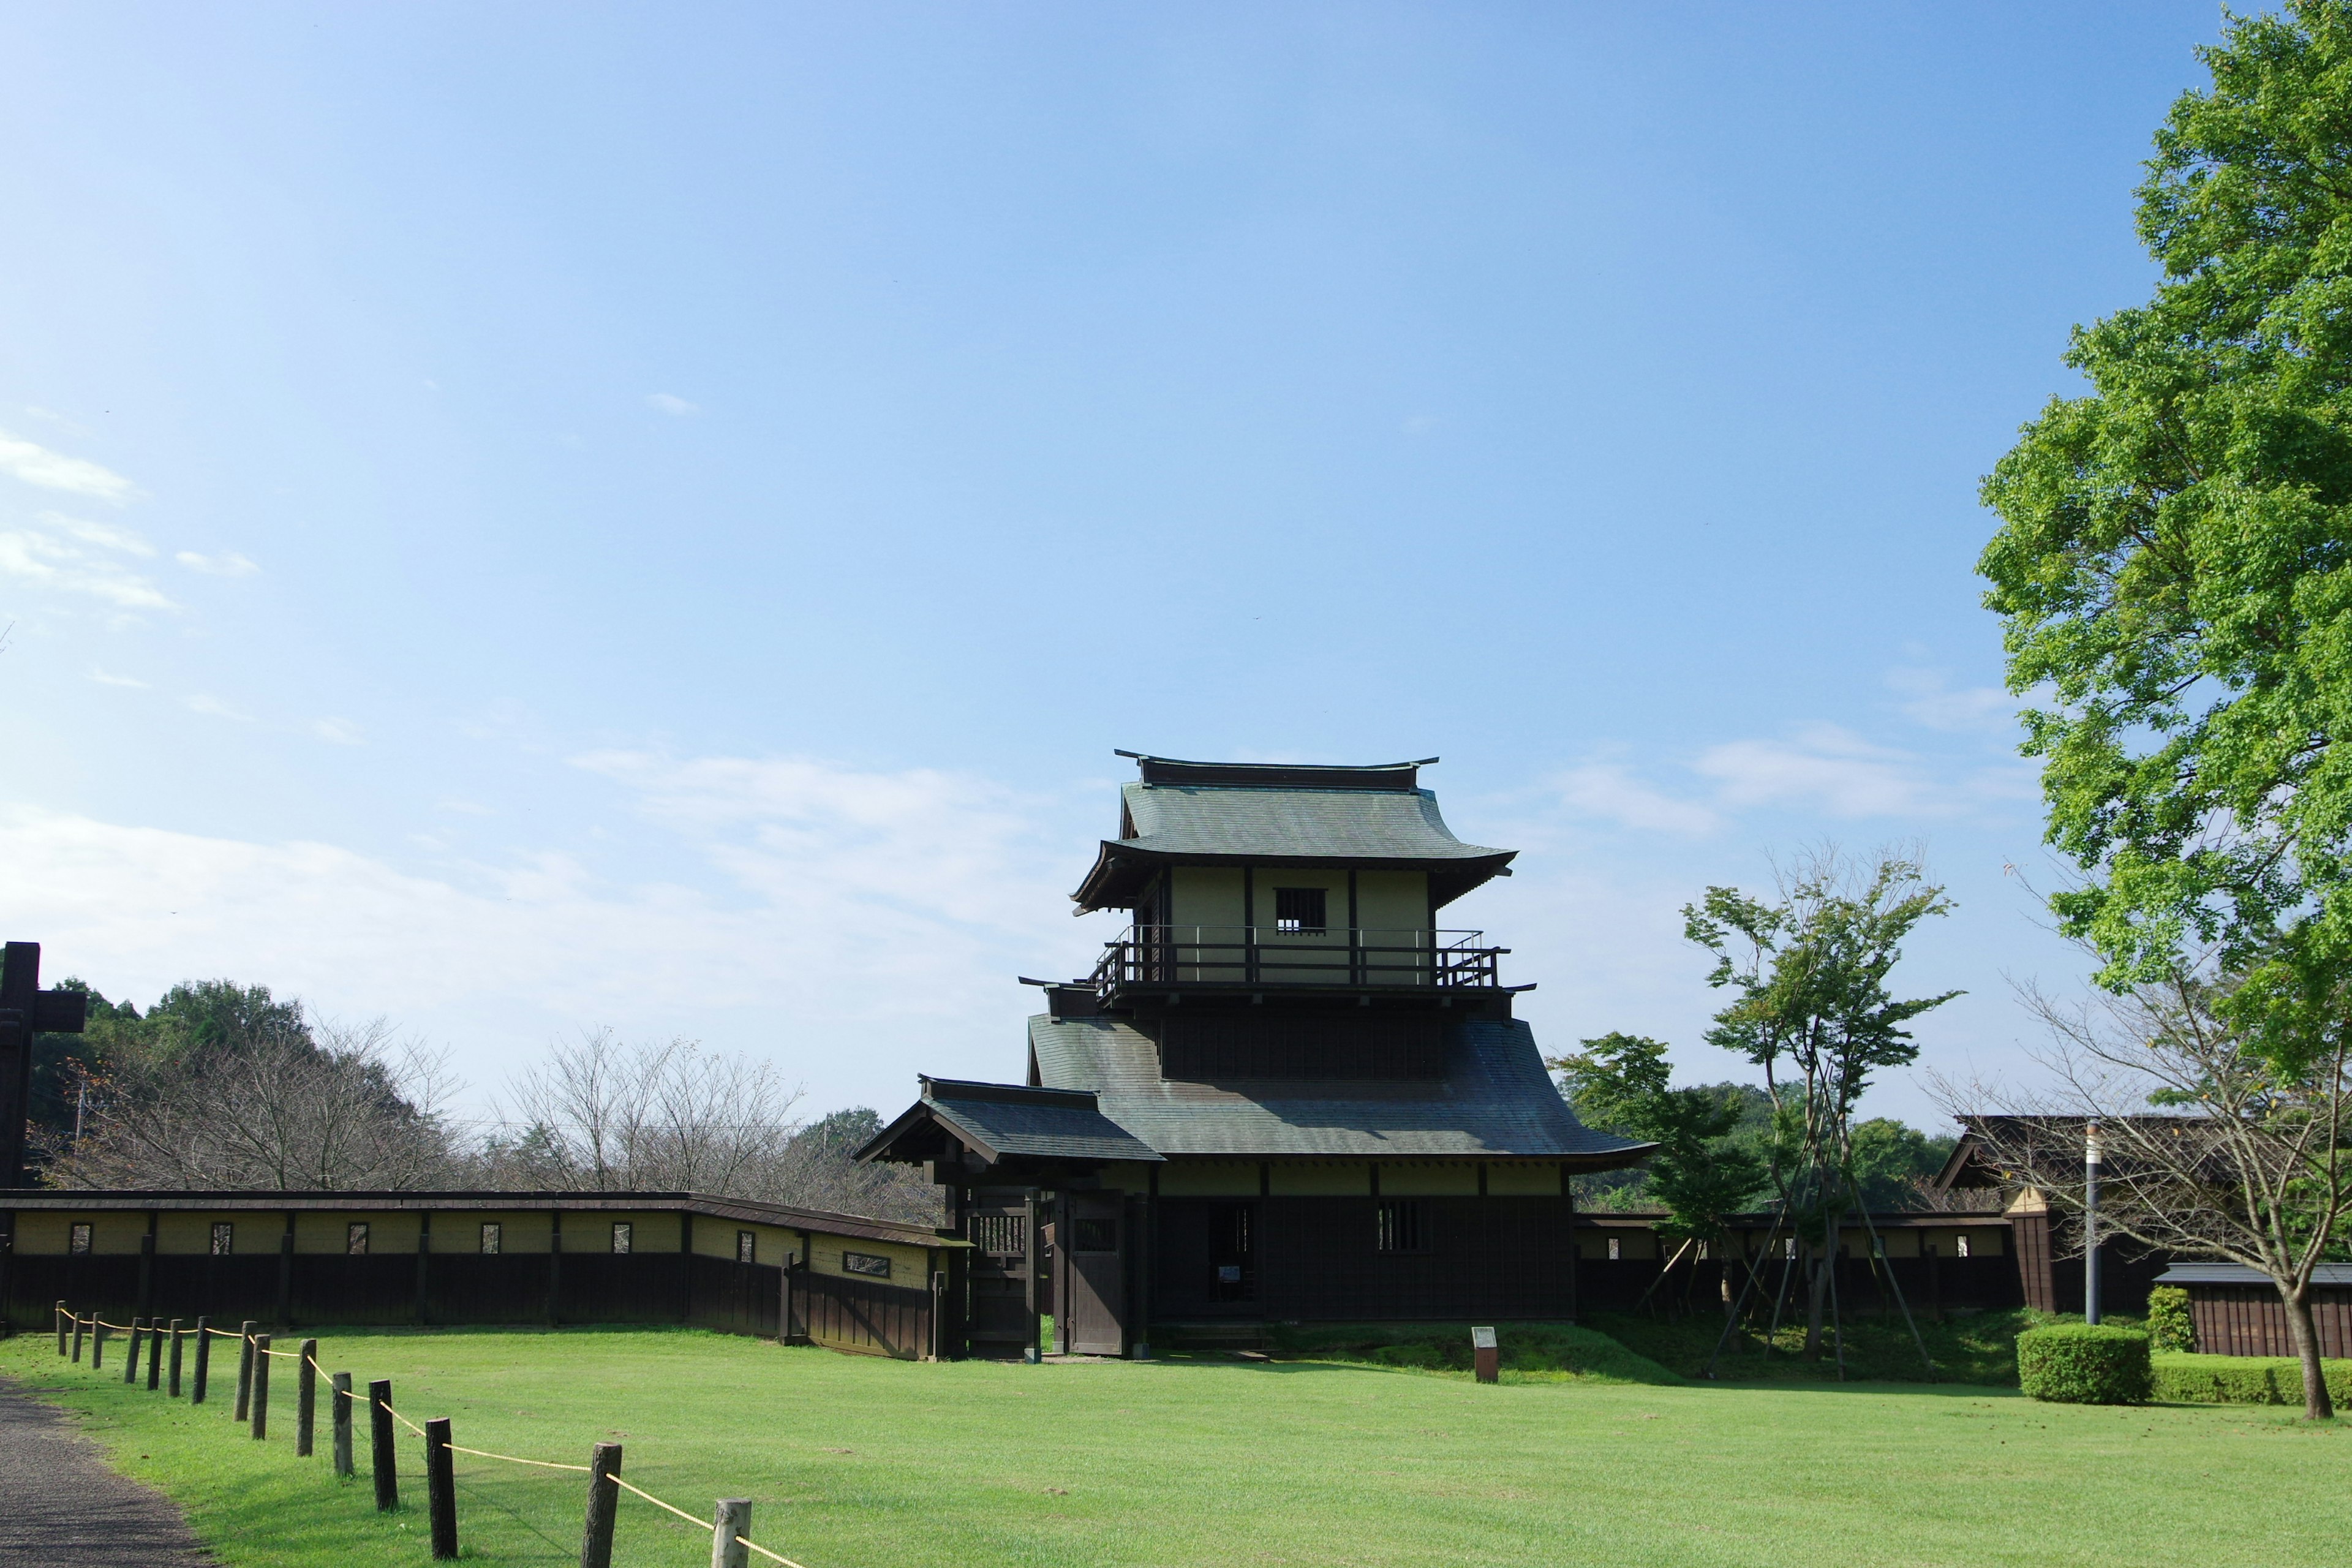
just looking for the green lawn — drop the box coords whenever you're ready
[4,1325,2348,1568]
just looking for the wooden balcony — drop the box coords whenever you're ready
[1088,925,1505,1002]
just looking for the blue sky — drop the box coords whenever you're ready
[0,2,2231,1132]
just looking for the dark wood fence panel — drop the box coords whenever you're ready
[292,1256,421,1325]
[424,1255,552,1324]
[800,1270,929,1359]
[562,1254,687,1323]
[2188,1284,2352,1359]
[6,1256,142,1324]
[688,1256,780,1338]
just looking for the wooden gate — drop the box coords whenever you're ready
[1060,1192,1126,1356]
[964,1189,1041,1359]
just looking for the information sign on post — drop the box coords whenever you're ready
[1471,1325,1499,1384]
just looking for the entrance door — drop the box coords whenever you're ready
[962,1189,1041,1359]
[1061,1193,1127,1356]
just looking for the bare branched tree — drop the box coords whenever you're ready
[43,1016,461,1191]
[1933,967,2352,1420]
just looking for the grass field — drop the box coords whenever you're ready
[5,1324,2349,1568]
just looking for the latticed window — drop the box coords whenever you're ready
[610,1222,632,1255]
[971,1213,1025,1254]
[1072,1216,1118,1253]
[210,1222,233,1256]
[737,1230,756,1264]
[1275,888,1327,935]
[480,1223,502,1255]
[347,1223,369,1256]
[1375,1199,1423,1254]
[70,1223,92,1255]
[1607,1236,1621,1261]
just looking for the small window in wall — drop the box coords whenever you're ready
[480,1223,502,1255]
[69,1223,93,1255]
[1072,1216,1118,1253]
[1274,888,1328,935]
[971,1213,1025,1254]
[1784,1237,1798,1260]
[1375,1199,1423,1254]
[611,1222,632,1255]
[347,1223,370,1256]
[210,1222,233,1256]
[1955,1235,1972,1259]
[737,1230,756,1265]
[842,1251,892,1279]
[1606,1236,1622,1261]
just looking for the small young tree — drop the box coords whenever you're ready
[1550,1033,1766,1311]
[1944,967,2352,1420]
[1686,848,1958,1359]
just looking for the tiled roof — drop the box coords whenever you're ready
[1026,1015,1650,1164]
[1120,782,1507,864]
[917,1080,1163,1164]
[2157,1262,2352,1287]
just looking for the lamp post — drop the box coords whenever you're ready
[2083,1121,2103,1326]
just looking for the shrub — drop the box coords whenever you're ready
[2144,1287,2195,1354]
[2017,1324,2154,1404]
[2152,1352,2352,1406]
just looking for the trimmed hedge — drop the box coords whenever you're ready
[2018,1324,2153,1404]
[2144,1286,2195,1354]
[2153,1352,2352,1407]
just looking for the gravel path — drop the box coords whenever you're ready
[0,1376,214,1566]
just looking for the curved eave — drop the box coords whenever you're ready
[1071,842,1518,914]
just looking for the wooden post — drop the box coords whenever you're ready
[296,1337,318,1456]
[233,1320,257,1420]
[331,1373,355,1478]
[124,1317,144,1382]
[192,1316,212,1404]
[369,1379,398,1510]
[711,1498,751,1568]
[251,1333,272,1439]
[167,1319,184,1396]
[55,1300,67,1356]
[146,1316,163,1389]
[92,1317,104,1370]
[425,1417,458,1559]
[71,1311,84,1363]
[581,1442,622,1568]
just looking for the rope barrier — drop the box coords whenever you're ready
[611,1475,715,1529]
[447,1444,592,1472]
[56,1303,823,1568]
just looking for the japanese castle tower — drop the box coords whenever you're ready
[862,753,1647,1357]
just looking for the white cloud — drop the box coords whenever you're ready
[52,514,154,557]
[1695,723,1934,818]
[0,429,141,503]
[184,693,254,722]
[88,668,149,688]
[0,523,173,608]
[1555,763,1720,835]
[1887,667,2016,734]
[176,550,260,577]
[311,717,364,746]
[646,393,701,417]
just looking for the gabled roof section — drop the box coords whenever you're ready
[855,1077,1163,1167]
[1074,753,1516,912]
[1025,1014,1651,1166]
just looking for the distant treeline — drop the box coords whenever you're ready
[24,978,941,1226]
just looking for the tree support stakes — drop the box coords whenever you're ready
[711,1498,752,1568]
[167,1320,184,1396]
[581,1442,622,1568]
[424,1417,458,1559]
[369,1379,398,1511]
[331,1373,354,1479]
[191,1316,212,1404]
[233,1321,257,1420]
[251,1334,272,1439]
[1701,1212,1790,1381]
[296,1338,318,1456]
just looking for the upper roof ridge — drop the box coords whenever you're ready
[1114,752,1439,792]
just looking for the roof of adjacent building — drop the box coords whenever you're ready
[1025,1014,1650,1164]
[898,1078,1164,1164]
[1072,754,1516,912]
[2157,1262,2352,1287]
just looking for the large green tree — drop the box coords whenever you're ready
[1978,0,2352,1419]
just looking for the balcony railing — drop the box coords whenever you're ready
[1090,925,1505,995]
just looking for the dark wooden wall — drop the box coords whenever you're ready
[7,1250,933,1360]
[1153,1196,1576,1322]
[2187,1284,2352,1359]
[1574,1254,2024,1315]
